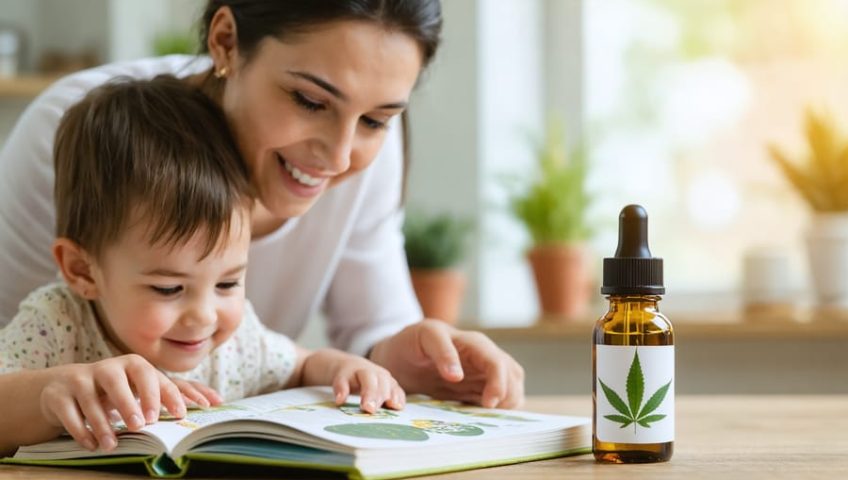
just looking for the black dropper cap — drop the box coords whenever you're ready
[601,204,665,295]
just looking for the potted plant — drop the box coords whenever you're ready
[769,108,848,309]
[509,118,593,320]
[403,211,472,324]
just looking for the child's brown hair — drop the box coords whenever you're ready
[54,75,252,258]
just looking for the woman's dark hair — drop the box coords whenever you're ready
[199,0,442,67]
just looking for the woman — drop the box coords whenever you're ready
[0,0,524,408]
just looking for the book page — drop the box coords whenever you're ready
[138,387,333,454]
[200,387,589,451]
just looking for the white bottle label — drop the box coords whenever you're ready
[596,345,674,444]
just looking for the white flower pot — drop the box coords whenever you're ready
[807,213,848,307]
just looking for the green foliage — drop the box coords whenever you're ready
[152,31,198,57]
[508,118,593,246]
[403,211,472,270]
[769,108,848,212]
[599,350,671,433]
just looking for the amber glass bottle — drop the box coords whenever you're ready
[593,205,674,463]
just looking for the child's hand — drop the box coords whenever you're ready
[304,349,406,414]
[169,379,224,408]
[39,354,187,452]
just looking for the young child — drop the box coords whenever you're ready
[0,76,405,456]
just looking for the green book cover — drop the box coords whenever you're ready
[2,387,591,479]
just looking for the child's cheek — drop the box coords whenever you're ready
[134,305,178,340]
[215,301,243,345]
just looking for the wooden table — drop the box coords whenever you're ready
[1,396,846,479]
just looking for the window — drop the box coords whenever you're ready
[584,0,848,308]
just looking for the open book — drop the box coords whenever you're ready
[3,387,590,479]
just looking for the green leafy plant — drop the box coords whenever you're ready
[152,31,198,57]
[768,108,848,212]
[403,211,472,270]
[508,117,593,246]
[598,350,671,433]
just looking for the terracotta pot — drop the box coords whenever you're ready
[410,269,466,324]
[526,243,590,320]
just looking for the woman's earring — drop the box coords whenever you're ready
[213,66,229,79]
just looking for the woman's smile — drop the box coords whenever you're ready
[276,152,328,198]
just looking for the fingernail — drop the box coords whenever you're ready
[130,413,144,429]
[448,364,463,376]
[366,400,376,412]
[99,435,116,451]
[145,409,158,423]
[81,438,96,451]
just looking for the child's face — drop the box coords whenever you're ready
[88,211,251,372]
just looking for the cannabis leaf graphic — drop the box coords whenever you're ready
[599,350,671,433]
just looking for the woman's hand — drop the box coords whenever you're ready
[39,354,188,452]
[301,349,406,413]
[368,320,525,409]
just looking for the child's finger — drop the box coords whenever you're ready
[190,382,223,406]
[480,361,509,409]
[173,380,209,408]
[332,374,351,406]
[125,357,162,424]
[385,380,406,410]
[498,365,525,409]
[76,390,117,451]
[97,369,144,431]
[156,373,187,419]
[44,394,97,451]
[378,374,394,408]
[354,370,380,413]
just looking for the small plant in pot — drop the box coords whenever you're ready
[403,211,472,324]
[769,108,848,310]
[508,118,593,320]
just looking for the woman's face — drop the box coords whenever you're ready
[219,20,423,220]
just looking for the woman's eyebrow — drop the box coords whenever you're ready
[288,71,346,100]
[287,70,408,110]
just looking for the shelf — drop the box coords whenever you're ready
[470,309,848,341]
[0,75,59,98]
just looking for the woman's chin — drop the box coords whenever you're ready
[258,196,316,220]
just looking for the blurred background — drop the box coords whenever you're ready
[1,0,847,395]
